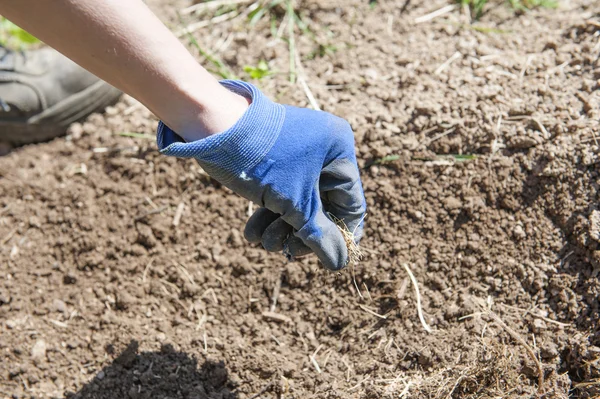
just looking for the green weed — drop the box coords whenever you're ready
[0,17,39,50]
[459,0,488,19]
[507,0,558,10]
[374,155,401,165]
[306,42,337,59]
[244,59,273,79]
[248,0,284,27]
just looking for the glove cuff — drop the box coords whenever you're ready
[156,80,285,183]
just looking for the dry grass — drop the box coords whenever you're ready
[401,339,554,399]
[330,214,364,267]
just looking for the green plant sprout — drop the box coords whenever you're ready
[460,0,488,19]
[507,0,558,10]
[243,59,273,80]
[248,0,284,27]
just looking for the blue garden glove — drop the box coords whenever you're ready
[157,80,366,271]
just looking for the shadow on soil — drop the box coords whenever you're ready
[66,340,238,399]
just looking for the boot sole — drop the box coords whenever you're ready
[0,80,122,145]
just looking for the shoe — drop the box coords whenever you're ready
[0,47,122,145]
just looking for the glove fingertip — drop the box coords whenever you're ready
[244,207,279,243]
[295,212,349,271]
[261,218,292,252]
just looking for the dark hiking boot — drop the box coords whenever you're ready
[0,47,122,145]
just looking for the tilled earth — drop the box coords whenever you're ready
[1,0,600,398]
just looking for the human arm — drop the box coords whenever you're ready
[0,0,248,141]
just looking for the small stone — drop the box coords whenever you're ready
[281,360,297,378]
[96,370,105,380]
[66,340,80,349]
[28,216,41,228]
[408,209,424,221]
[82,122,96,135]
[589,210,600,242]
[541,342,559,359]
[116,291,135,310]
[444,197,462,210]
[513,225,526,240]
[31,340,47,361]
[382,121,401,133]
[156,333,166,342]
[364,68,378,80]
[481,84,502,99]
[531,319,546,333]
[5,319,16,329]
[0,294,11,305]
[105,106,119,116]
[508,136,538,149]
[53,299,67,313]
[67,123,84,140]
[128,386,139,399]
[136,224,157,249]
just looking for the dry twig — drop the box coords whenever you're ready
[172,202,185,226]
[181,0,252,15]
[358,304,387,319]
[270,273,282,313]
[294,51,321,110]
[142,259,153,282]
[414,4,456,24]
[402,263,433,333]
[175,11,239,37]
[435,51,462,75]
[262,311,292,324]
[134,205,168,221]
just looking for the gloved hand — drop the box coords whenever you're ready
[157,80,366,270]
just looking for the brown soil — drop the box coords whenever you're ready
[1,0,600,398]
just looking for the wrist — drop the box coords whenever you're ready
[160,81,250,143]
[157,80,285,183]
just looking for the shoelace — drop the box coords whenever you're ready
[0,98,10,112]
[0,46,26,112]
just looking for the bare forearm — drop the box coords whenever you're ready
[0,0,247,140]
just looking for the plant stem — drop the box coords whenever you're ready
[287,0,296,83]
